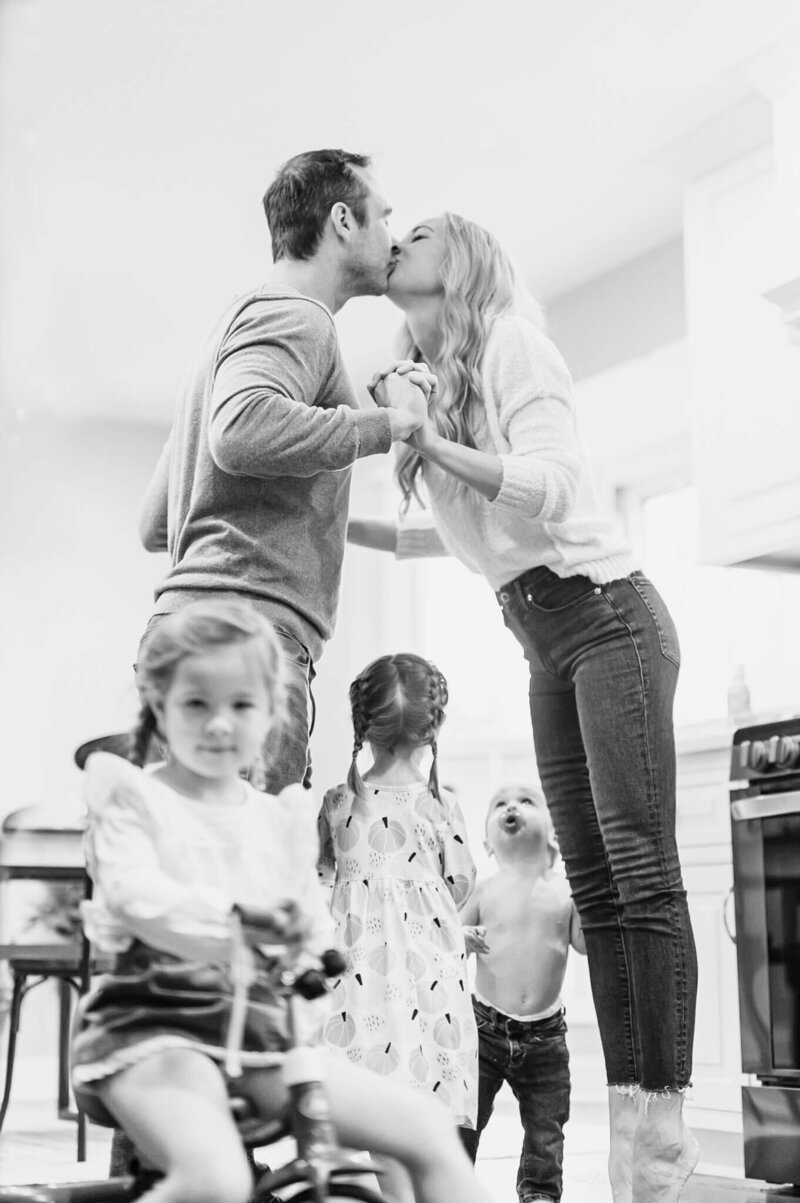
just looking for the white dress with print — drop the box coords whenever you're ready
[318,782,478,1126]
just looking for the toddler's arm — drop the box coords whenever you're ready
[462,925,490,955]
[570,902,587,955]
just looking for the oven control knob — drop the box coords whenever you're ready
[776,735,800,769]
[748,740,768,771]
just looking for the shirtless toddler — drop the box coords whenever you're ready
[460,784,586,1203]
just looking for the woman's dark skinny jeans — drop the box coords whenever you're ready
[497,567,697,1091]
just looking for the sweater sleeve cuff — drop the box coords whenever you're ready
[494,454,547,515]
[354,410,393,458]
[395,519,447,559]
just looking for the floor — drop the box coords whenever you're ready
[1,1088,799,1201]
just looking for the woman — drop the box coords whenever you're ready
[351,212,699,1203]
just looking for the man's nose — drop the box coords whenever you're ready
[390,238,400,257]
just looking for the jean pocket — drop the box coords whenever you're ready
[516,569,600,614]
[627,573,681,668]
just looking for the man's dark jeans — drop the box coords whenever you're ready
[460,997,570,1203]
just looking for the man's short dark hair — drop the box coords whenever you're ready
[263,149,373,262]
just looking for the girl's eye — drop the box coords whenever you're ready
[234,700,255,711]
[411,234,425,242]
[185,699,206,709]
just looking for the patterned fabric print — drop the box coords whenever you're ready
[319,782,479,1126]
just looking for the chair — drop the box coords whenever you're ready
[0,735,126,1160]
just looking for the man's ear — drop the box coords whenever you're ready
[330,201,356,244]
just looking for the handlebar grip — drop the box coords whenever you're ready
[293,951,346,998]
[294,969,328,1000]
[320,948,347,977]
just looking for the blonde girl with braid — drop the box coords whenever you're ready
[318,652,480,1203]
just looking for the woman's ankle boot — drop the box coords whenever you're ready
[631,1089,700,1203]
[608,1086,638,1203]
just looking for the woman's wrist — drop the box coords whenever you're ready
[408,424,442,459]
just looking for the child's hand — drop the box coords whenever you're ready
[462,925,489,954]
[235,900,310,953]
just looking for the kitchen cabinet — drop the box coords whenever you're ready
[684,148,800,570]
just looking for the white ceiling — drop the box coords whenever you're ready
[3,0,800,422]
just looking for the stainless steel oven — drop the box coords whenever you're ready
[730,717,800,1185]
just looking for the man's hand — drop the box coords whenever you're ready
[462,925,490,955]
[368,360,438,404]
[372,371,429,443]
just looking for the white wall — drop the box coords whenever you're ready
[0,417,167,821]
[548,238,687,382]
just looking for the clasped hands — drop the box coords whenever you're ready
[368,359,438,448]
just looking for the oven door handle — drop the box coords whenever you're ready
[722,886,736,945]
[731,791,800,821]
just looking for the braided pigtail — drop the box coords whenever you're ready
[129,701,158,768]
[347,734,365,799]
[425,664,448,800]
[428,736,441,801]
[347,675,370,799]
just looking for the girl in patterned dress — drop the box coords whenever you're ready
[71,603,497,1203]
[319,653,479,1203]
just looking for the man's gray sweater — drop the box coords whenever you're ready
[154,287,392,661]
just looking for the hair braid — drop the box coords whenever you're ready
[130,702,158,768]
[428,736,441,801]
[347,733,365,799]
[346,654,450,799]
[347,675,370,798]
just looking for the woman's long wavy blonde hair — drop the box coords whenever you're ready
[395,212,544,507]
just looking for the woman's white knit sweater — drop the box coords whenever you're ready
[397,314,635,591]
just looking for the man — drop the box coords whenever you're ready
[137,148,428,793]
[111,150,429,1184]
